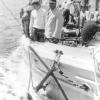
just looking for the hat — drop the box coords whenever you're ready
[32,0,39,4]
[49,0,56,3]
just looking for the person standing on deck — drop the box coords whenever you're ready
[79,6,86,27]
[45,0,64,43]
[29,0,46,42]
[20,1,33,38]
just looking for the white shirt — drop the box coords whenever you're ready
[64,1,79,17]
[85,11,91,21]
[45,8,63,39]
[31,8,46,29]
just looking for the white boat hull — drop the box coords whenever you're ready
[23,41,100,100]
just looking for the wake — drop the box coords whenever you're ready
[0,35,30,100]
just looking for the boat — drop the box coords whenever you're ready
[22,36,100,100]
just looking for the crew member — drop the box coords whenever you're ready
[29,0,46,42]
[63,9,71,27]
[45,0,64,43]
[63,0,79,28]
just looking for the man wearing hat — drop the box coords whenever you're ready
[45,0,64,43]
[29,0,46,42]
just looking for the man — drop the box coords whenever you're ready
[64,0,80,17]
[29,0,46,42]
[63,8,77,29]
[79,6,86,27]
[20,2,33,38]
[45,0,64,43]
[63,9,70,27]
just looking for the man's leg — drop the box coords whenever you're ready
[30,28,37,41]
[37,30,45,42]
[22,20,30,38]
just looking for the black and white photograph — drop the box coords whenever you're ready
[0,0,100,100]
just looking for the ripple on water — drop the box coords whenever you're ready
[0,44,29,100]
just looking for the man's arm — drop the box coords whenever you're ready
[29,11,34,33]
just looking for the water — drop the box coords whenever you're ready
[0,0,28,57]
[0,0,30,100]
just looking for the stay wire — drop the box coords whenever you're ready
[0,0,21,26]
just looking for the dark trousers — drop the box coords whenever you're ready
[30,27,45,42]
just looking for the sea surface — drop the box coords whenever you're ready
[0,0,28,57]
[0,0,30,100]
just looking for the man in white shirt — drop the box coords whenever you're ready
[79,6,86,27]
[29,0,46,42]
[45,0,64,43]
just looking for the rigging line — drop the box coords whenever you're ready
[0,0,21,26]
